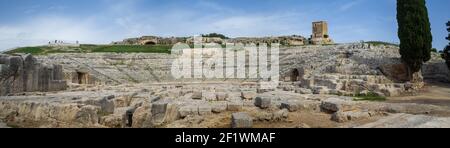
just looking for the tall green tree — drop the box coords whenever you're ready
[397,0,433,79]
[201,33,229,39]
[443,21,450,69]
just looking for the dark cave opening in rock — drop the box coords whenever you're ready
[77,72,89,84]
[126,110,134,127]
[291,69,300,82]
[144,41,156,45]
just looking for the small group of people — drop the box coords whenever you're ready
[48,40,79,45]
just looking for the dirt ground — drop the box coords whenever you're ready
[4,82,450,128]
[167,109,383,128]
[190,82,450,128]
[0,123,8,128]
[0,118,10,128]
[252,112,382,128]
[387,82,450,107]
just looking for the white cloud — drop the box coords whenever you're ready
[339,0,364,11]
[195,0,234,13]
[210,13,305,37]
[0,8,311,51]
[0,16,113,51]
[0,0,396,51]
[23,4,41,14]
[47,5,67,11]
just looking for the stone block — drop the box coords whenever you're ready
[211,102,227,113]
[198,105,212,116]
[321,98,357,112]
[241,91,257,100]
[178,105,198,118]
[231,112,253,128]
[202,92,216,101]
[273,109,289,121]
[216,92,229,101]
[280,101,300,112]
[151,101,168,122]
[254,97,271,109]
[192,91,202,100]
[227,102,243,111]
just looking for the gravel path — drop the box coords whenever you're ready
[388,82,450,108]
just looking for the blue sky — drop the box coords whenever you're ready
[0,0,449,51]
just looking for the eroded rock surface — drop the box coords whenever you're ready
[1,44,449,128]
[357,113,450,128]
[0,54,66,96]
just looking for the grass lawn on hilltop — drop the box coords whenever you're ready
[4,47,45,55]
[4,44,172,55]
[81,44,171,53]
[365,41,399,47]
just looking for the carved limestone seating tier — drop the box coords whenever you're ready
[29,43,448,97]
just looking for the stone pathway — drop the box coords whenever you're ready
[388,82,450,108]
[0,121,10,128]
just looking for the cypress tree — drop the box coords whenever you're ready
[397,0,433,79]
[443,21,450,69]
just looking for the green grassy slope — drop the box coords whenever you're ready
[4,44,172,55]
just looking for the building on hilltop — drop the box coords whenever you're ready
[111,21,334,46]
[312,21,328,38]
[310,21,334,45]
[226,35,307,46]
[112,36,187,45]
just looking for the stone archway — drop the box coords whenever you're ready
[77,72,89,84]
[143,41,156,45]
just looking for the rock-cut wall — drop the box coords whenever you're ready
[0,54,67,96]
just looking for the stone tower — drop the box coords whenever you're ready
[311,21,333,45]
[312,21,328,38]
